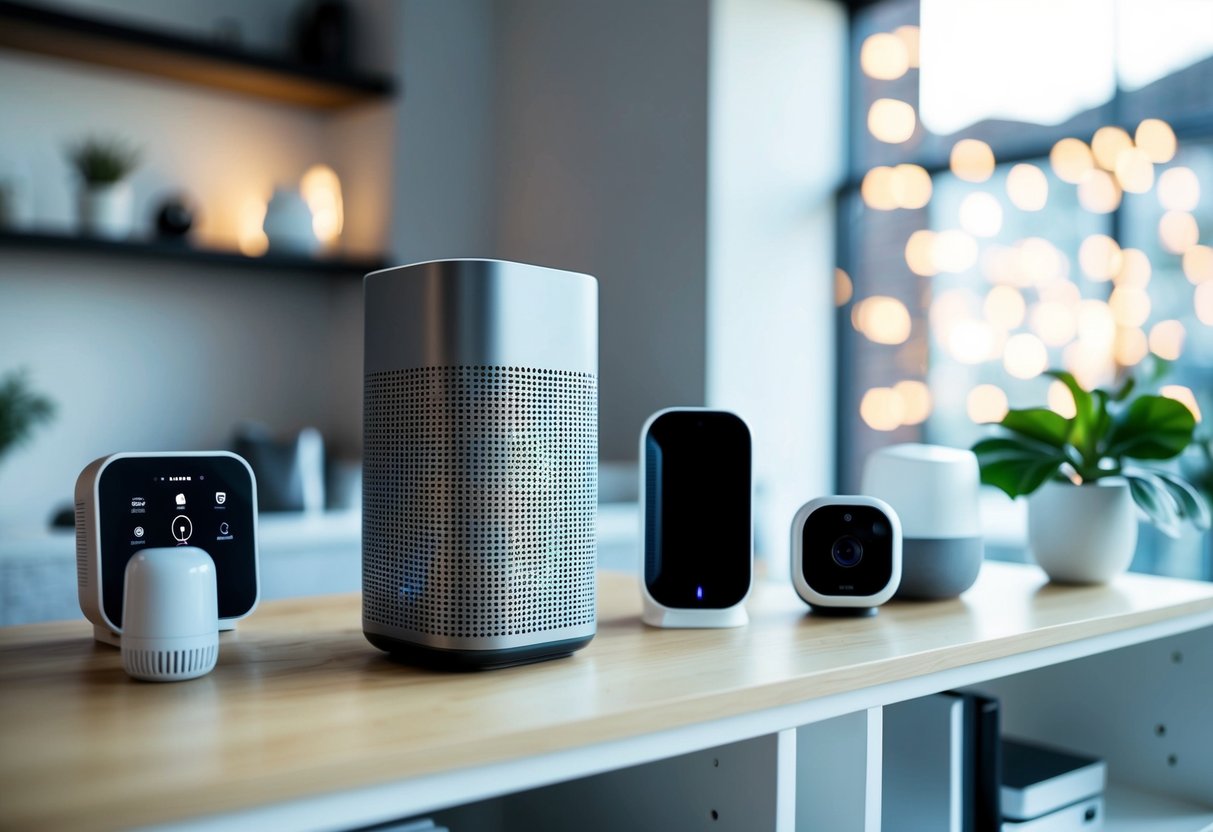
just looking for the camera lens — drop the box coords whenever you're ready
[831,535,864,568]
[843,513,853,522]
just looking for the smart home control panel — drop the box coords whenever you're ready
[76,452,259,641]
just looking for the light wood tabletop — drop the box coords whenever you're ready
[2,561,1212,831]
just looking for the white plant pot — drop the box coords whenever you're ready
[78,182,134,239]
[1028,479,1138,584]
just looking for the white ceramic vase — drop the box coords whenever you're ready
[1028,479,1138,584]
[78,181,134,239]
[263,187,319,255]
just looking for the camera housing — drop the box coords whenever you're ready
[791,495,902,612]
[640,408,752,628]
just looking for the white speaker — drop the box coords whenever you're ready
[362,259,598,669]
[120,547,219,682]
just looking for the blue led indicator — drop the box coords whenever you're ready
[696,585,703,600]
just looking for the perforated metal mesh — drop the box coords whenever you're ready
[75,501,87,586]
[363,365,597,640]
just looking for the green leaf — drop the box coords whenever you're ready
[1110,376,1136,402]
[1153,471,1212,531]
[1106,395,1196,461]
[1126,473,1183,538]
[1046,370,1101,464]
[1000,408,1071,449]
[973,437,1066,499]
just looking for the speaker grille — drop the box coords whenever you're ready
[74,501,88,586]
[123,645,218,679]
[363,365,597,640]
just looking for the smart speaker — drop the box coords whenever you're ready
[75,451,259,646]
[362,259,598,669]
[120,547,219,682]
[861,443,984,599]
[791,496,902,614]
[639,408,752,628]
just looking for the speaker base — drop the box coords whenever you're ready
[807,605,878,618]
[365,631,594,672]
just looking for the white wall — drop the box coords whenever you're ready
[707,0,847,568]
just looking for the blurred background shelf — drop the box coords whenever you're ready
[0,0,396,109]
[0,229,384,276]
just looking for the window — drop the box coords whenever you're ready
[836,0,1213,578]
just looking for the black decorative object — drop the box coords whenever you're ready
[295,0,350,68]
[154,195,195,240]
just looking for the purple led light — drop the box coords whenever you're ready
[696,585,703,600]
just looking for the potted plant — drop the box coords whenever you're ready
[65,136,140,239]
[0,369,56,468]
[972,371,1210,583]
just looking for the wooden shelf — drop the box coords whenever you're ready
[0,1,396,109]
[1,563,1211,831]
[0,228,384,276]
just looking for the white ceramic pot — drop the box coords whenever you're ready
[78,181,134,239]
[1028,479,1138,584]
[262,187,319,255]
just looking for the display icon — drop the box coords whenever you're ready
[133,526,145,539]
[215,491,226,505]
[175,493,187,507]
[171,515,193,544]
[219,522,230,535]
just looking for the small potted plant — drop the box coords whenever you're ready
[0,369,56,468]
[65,136,140,239]
[973,370,1210,583]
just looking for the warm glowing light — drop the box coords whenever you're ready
[894,379,931,425]
[1078,169,1122,213]
[1108,286,1151,328]
[1184,246,1213,284]
[861,387,905,431]
[905,230,938,276]
[929,288,980,341]
[894,25,920,68]
[1030,301,1077,347]
[1006,164,1048,211]
[1049,138,1094,184]
[237,197,269,257]
[982,245,1019,285]
[861,166,898,211]
[1078,234,1123,282]
[1003,333,1049,379]
[967,384,1008,424]
[1016,237,1066,285]
[1091,126,1133,171]
[1149,319,1186,360]
[1157,167,1200,212]
[1048,380,1076,418]
[1114,327,1149,366]
[891,164,932,209]
[300,164,344,247]
[959,192,1003,237]
[1063,340,1114,390]
[948,320,996,364]
[1161,386,1202,422]
[1115,248,1151,288]
[834,268,853,306]
[1077,300,1117,349]
[1135,119,1177,164]
[853,296,912,345]
[861,33,909,80]
[1113,148,1154,194]
[1038,279,1081,308]
[950,139,995,183]
[1196,281,1213,325]
[868,99,916,144]
[984,285,1026,330]
[1159,211,1199,254]
[934,229,979,274]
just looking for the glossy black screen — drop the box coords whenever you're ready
[644,411,751,608]
[97,455,257,627]
[801,504,894,596]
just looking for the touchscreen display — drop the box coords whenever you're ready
[644,411,751,609]
[97,455,257,627]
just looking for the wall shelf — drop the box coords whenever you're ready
[0,229,384,276]
[0,0,396,109]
